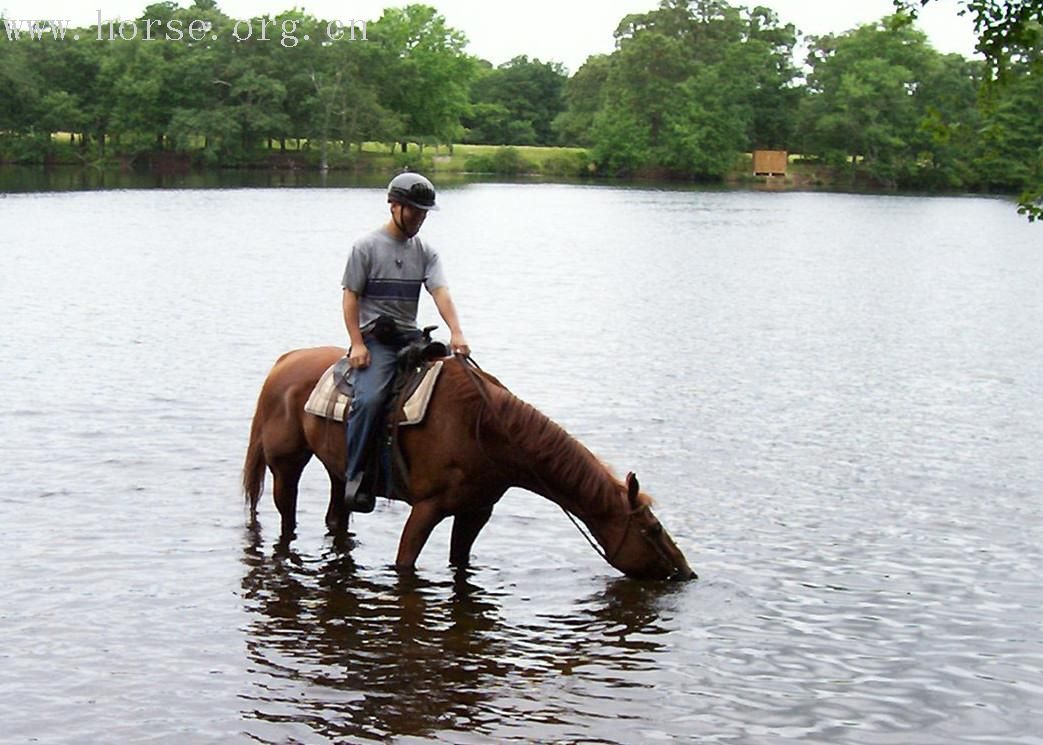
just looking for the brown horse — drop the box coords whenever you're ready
[243,347,696,581]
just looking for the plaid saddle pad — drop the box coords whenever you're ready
[304,358,445,425]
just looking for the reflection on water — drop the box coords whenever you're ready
[240,523,505,741]
[238,524,685,742]
[0,164,388,192]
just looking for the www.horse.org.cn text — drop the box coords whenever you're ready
[3,13,369,47]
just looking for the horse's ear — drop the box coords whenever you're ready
[625,472,640,504]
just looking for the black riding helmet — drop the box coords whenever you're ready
[387,172,439,211]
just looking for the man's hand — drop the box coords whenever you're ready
[349,342,371,369]
[449,333,470,357]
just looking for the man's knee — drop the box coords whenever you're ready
[350,388,384,416]
[352,392,379,414]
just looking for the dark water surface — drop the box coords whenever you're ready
[1,184,1041,744]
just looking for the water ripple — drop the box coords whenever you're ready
[2,187,1042,743]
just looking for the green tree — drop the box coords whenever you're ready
[915,53,984,188]
[105,41,172,157]
[369,5,477,150]
[591,106,652,174]
[466,55,567,145]
[552,54,611,147]
[279,13,401,166]
[463,99,514,145]
[606,28,690,160]
[660,65,748,175]
[800,16,946,187]
[578,0,799,177]
[741,6,802,148]
[161,5,237,160]
[0,37,46,161]
[896,0,1042,218]
[214,12,292,161]
[974,62,1043,193]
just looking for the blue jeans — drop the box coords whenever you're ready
[344,330,420,482]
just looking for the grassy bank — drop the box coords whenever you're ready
[341,142,594,178]
[1,134,596,178]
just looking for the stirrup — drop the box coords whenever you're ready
[343,475,375,514]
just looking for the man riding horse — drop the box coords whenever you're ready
[243,172,695,579]
[341,172,470,512]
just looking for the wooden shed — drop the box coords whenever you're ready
[753,150,788,177]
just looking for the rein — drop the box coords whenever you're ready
[559,499,644,565]
[453,355,674,573]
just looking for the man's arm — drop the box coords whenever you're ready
[430,286,470,356]
[342,289,371,368]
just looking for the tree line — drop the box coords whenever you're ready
[1,0,1039,213]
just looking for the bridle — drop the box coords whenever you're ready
[455,355,689,580]
[562,500,688,580]
[562,500,642,565]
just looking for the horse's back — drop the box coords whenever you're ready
[270,346,345,382]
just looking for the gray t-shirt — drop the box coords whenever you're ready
[341,227,448,333]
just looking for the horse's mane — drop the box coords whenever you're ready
[467,374,627,516]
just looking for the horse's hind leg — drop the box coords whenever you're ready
[270,453,310,539]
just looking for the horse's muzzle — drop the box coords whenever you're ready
[670,565,698,581]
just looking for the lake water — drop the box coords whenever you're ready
[1,182,1041,744]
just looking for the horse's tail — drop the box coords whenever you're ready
[243,397,267,510]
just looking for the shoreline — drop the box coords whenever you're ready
[0,147,1023,203]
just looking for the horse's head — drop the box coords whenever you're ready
[604,473,697,582]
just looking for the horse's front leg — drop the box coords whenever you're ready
[395,500,446,569]
[449,506,493,568]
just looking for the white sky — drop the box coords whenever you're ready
[3,0,979,73]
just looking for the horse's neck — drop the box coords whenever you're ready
[490,391,623,521]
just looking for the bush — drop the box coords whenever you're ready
[0,132,52,164]
[538,150,593,177]
[393,150,433,172]
[464,146,535,175]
